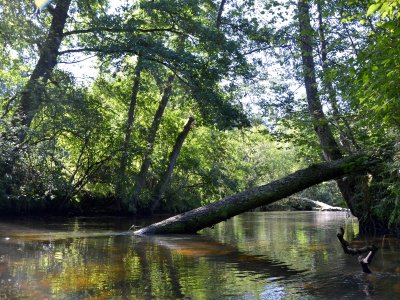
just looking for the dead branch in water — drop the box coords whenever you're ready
[337,227,378,273]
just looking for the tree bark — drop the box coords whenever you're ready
[150,116,195,213]
[115,57,142,212]
[134,154,376,235]
[15,0,72,138]
[131,74,175,203]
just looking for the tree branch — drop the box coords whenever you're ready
[216,0,227,30]
[58,47,136,55]
[337,227,378,273]
[63,27,184,37]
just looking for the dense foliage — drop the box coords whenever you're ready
[0,0,399,232]
[257,0,400,230]
[0,0,301,215]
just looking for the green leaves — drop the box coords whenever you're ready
[366,3,382,16]
[366,0,400,19]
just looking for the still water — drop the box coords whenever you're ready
[0,212,399,299]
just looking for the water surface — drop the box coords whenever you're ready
[0,212,399,299]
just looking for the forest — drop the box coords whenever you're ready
[0,0,399,235]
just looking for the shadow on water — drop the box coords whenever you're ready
[146,234,304,277]
[0,213,400,299]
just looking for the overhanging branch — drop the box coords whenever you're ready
[58,47,137,55]
[63,27,185,37]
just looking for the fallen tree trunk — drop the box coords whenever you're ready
[288,196,348,211]
[134,154,377,235]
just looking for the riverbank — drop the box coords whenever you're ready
[0,193,350,217]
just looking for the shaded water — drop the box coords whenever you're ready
[0,212,399,299]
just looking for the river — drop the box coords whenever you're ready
[0,211,399,299]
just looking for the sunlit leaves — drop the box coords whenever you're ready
[366,0,400,19]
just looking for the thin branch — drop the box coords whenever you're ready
[58,54,97,64]
[1,95,18,118]
[216,0,227,30]
[243,45,277,55]
[72,152,115,195]
[68,135,90,186]
[63,27,183,37]
[58,49,191,88]
[58,47,135,55]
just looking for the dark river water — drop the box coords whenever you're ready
[0,211,399,299]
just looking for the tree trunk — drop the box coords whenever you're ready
[131,74,175,203]
[134,154,376,235]
[298,0,362,217]
[15,0,72,138]
[115,57,142,212]
[298,0,341,162]
[150,116,195,213]
[315,2,389,234]
[0,0,72,199]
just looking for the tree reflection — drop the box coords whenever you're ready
[0,224,302,299]
[0,214,399,299]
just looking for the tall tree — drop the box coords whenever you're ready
[151,116,195,213]
[316,0,358,152]
[115,56,143,212]
[131,74,175,205]
[297,0,342,162]
[15,0,72,139]
[297,0,364,217]
[295,0,400,232]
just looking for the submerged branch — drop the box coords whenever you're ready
[337,227,378,273]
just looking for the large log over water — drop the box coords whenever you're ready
[134,155,376,235]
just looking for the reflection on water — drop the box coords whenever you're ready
[0,212,399,299]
